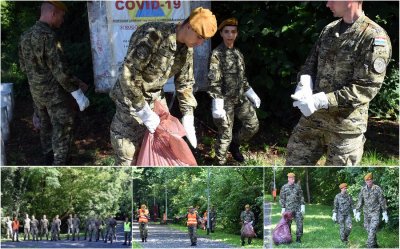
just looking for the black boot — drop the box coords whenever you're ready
[241,240,245,246]
[296,236,301,243]
[142,238,144,242]
[248,238,252,244]
[229,143,244,162]
[145,237,147,242]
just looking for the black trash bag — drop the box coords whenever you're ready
[272,211,293,245]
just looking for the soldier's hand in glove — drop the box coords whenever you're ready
[355,212,361,222]
[182,115,197,148]
[293,92,328,117]
[332,213,337,222]
[291,75,313,101]
[245,88,261,108]
[212,98,226,120]
[382,211,389,223]
[71,89,90,111]
[281,208,285,214]
[301,205,305,214]
[136,102,160,133]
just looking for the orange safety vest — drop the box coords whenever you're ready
[187,213,197,226]
[138,209,148,223]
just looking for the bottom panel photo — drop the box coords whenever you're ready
[0,167,133,248]
[264,167,399,248]
[133,167,264,248]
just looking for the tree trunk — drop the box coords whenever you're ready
[305,168,311,204]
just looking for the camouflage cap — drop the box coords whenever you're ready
[47,1,68,12]
[218,17,238,31]
[287,172,295,177]
[189,7,217,39]
[364,173,373,180]
[339,183,348,189]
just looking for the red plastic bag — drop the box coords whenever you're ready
[241,222,256,238]
[135,100,197,166]
[272,211,293,245]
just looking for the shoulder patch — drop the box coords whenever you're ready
[374,36,387,47]
[373,57,386,74]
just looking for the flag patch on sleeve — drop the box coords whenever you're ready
[374,37,387,46]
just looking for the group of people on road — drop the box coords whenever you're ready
[18,0,392,166]
[279,172,389,248]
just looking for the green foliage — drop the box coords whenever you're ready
[133,168,263,235]
[0,167,132,223]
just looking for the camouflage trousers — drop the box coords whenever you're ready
[31,227,39,241]
[363,211,380,248]
[37,101,74,165]
[213,98,259,164]
[338,213,352,242]
[139,223,148,238]
[288,210,303,237]
[110,100,167,166]
[188,226,197,244]
[286,123,365,166]
[24,227,30,240]
[40,228,48,240]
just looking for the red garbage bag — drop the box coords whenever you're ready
[272,211,293,245]
[241,222,256,238]
[135,100,197,166]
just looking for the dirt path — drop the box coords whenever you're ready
[133,222,234,248]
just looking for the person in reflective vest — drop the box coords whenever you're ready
[186,206,200,246]
[122,216,132,246]
[138,204,149,242]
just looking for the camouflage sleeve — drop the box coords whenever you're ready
[377,186,387,212]
[240,211,244,221]
[325,31,392,108]
[44,34,80,93]
[238,50,251,92]
[279,186,286,208]
[174,47,197,115]
[118,31,160,110]
[207,50,223,99]
[333,195,338,213]
[355,188,364,212]
[18,42,26,74]
[298,29,324,81]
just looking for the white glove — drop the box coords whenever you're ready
[182,115,197,148]
[71,89,90,111]
[32,113,41,130]
[245,88,261,108]
[355,212,361,222]
[382,211,388,223]
[293,92,328,117]
[301,205,305,214]
[332,213,337,222]
[136,102,160,133]
[212,98,226,119]
[291,75,313,100]
[353,209,357,217]
[281,208,285,214]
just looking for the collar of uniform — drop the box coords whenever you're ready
[334,13,366,38]
[37,20,53,30]
[219,42,235,51]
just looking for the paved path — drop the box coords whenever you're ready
[133,222,234,248]
[1,221,130,248]
[264,202,272,248]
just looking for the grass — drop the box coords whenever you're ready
[361,150,399,166]
[132,240,142,248]
[266,196,399,248]
[169,224,263,248]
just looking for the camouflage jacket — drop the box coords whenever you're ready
[40,219,49,229]
[333,192,353,215]
[110,22,197,115]
[30,219,39,229]
[240,210,255,223]
[298,14,392,134]
[208,43,251,104]
[280,183,305,211]
[72,217,80,227]
[356,184,387,214]
[18,21,79,107]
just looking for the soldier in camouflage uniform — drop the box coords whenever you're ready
[23,214,31,241]
[66,214,73,240]
[355,173,388,248]
[40,214,49,240]
[18,1,89,165]
[286,1,392,166]
[72,214,80,241]
[30,215,39,241]
[332,183,356,243]
[208,18,260,165]
[240,204,255,246]
[279,173,305,243]
[109,7,217,165]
